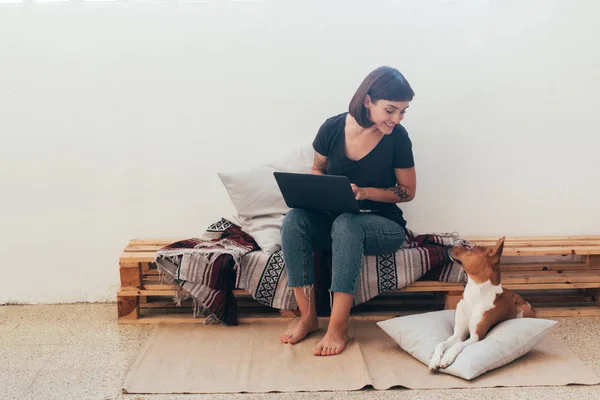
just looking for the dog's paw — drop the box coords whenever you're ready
[428,345,444,371]
[428,357,440,372]
[439,345,461,369]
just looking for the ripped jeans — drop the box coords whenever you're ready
[280,209,407,294]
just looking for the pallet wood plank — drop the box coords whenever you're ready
[120,264,142,288]
[500,263,597,272]
[125,237,600,251]
[400,281,600,291]
[129,236,600,245]
[503,246,600,256]
[472,240,600,246]
[118,289,252,297]
[501,270,600,284]
[468,236,600,242]
[444,291,463,310]
[143,283,177,290]
[532,306,600,317]
[117,296,139,319]
[123,246,600,256]
[395,283,465,292]
[129,239,183,246]
[504,282,600,290]
[125,245,165,252]
[119,314,292,324]
[125,243,600,253]
[118,305,600,323]
[120,252,157,263]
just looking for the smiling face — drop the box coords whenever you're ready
[348,66,415,129]
[364,97,409,135]
[449,237,506,285]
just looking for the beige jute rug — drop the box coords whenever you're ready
[123,318,599,394]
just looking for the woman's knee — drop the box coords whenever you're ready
[282,208,309,228]
[331,213,363,240]
[281,209,316,240]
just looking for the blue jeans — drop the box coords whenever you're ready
[280,209,407,294]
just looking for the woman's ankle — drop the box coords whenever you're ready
[299,310,318,322]
[293,285,317,318]
[328,317,349,330]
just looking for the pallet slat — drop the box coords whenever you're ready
[125,245,600,253]
[499,263,597,271]
[121,247,600,263]
[139,263,599,276]
[120,252,157,263]
[118,305,600,324]
[501,270,600,284]
[119,288,252,296]
[505,246,600,255]
[135,270,600,293]
[468,236,600,242]
[129,236,600,245]
[126,237,600,252]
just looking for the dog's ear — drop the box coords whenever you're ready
[490,236,506,260]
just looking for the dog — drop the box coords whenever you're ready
[428,236,535,371]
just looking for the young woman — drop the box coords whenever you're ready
[279,66,417,356]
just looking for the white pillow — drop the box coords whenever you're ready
[376,310,557,380]
[217,165,288,254]
[265,143,314,173]
[218,165,289,219]
[217,144,315,253]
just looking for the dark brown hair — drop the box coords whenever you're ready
[349,66,415,128]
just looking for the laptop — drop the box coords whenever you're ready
[273,172,361,214]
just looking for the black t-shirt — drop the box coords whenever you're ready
[312,112,415,227]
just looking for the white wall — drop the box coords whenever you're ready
[1,0,599,304]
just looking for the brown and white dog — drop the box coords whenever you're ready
[428,236,535,371]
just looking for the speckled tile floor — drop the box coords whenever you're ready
[0,304,598,400]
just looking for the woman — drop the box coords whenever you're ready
[279,66,417,356]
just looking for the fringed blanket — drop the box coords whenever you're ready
[155,218,466,325]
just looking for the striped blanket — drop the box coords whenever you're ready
[154,218,466,325]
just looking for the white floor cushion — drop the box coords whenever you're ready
[377,310,557,380]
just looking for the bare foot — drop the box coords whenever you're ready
[314,323,349,356]
[280,317,319,344]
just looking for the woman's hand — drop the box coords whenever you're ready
[351,184,369,201]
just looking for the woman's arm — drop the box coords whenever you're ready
[312,151,328,175]
[353,167,417,202]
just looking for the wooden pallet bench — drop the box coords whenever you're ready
[118,236,600,323]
